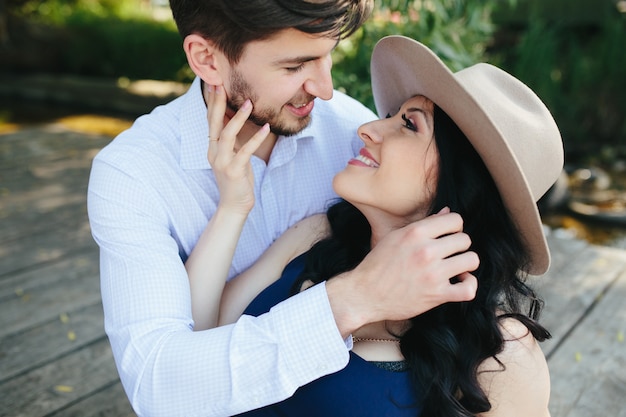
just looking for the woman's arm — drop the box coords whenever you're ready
[477,318,551,417]
[186,85,270,330]
[219,213,329,325]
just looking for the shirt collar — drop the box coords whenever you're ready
[180,77,211,170]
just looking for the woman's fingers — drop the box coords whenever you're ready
[207,85,226,143]
[218,99,253,153]
[206,85,271,165]
[235,123,270,163]
[207,85,226,163]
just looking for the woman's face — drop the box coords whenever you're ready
[333,95,439,225]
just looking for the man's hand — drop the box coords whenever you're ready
[326,209,479,338]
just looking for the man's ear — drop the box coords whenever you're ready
[183,34,225,85]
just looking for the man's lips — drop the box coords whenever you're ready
[287,100,314,117]
[348,148,380,168]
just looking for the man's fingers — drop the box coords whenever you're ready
[405,211,464,241]
[446,272,478,302]
[435,231,473,256]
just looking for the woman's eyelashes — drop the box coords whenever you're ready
[385,112,418,132]
[401,114,417,131]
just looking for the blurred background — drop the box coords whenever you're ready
[1,3,624,416]
[1,0,625,245]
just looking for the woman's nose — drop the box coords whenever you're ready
[357,121,383,144]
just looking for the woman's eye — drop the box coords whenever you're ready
[401,114,417,131]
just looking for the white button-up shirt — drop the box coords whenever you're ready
[88,77,377,417]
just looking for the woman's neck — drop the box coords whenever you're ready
[357,204,429,249]
[352,320,408,362]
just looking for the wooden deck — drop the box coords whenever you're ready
[1,119,625,417]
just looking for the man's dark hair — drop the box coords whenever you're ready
[169,0,373,63]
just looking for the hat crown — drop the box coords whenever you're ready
[453,63,563,201]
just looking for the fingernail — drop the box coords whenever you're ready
[215,85,223,94]
[206,84,214,93]
[242,99,252,110]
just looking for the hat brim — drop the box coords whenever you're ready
[371,36,559,275]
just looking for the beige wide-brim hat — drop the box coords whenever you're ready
[371,36,564,275]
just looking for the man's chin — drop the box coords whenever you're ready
[268,116,312,137]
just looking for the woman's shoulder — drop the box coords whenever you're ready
[482,317,549,373]
[279,214,330,261]
[476,317,551,417]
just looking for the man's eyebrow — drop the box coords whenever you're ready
[272,39,340,66]
[272,55,320,66]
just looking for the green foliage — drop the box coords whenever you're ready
[332,0,497,111]
[61,14,187,80]
[7,0,189,81]
[494,7,626,165]
[11,0,149,22]
[6,0,626,164]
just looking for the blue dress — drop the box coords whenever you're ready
[235,254,422,417]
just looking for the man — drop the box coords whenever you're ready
[87,1,479,416]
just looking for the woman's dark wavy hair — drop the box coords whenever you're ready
[292,104,551,416]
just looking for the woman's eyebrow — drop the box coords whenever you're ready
[406,107,433,129]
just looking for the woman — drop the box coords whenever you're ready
[187,36,562,416]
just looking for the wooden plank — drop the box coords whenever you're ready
[548,269,626,417]
[535,236,626,356]
[0,125,110,171]
[0,251,101,338]
[543,229,590,274]
[0,199,89,243]
[0,126,106,275]
[0,218,97,277]
[0,249,98,298]
[47,382,136,417]
[0,303,106,383]
[0,127,107,207]
[0,338,121,417]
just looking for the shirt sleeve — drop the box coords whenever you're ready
[88,157,350,417]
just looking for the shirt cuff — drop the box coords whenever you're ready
[265,281,350,382]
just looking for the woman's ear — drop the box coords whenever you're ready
[183,34,225,85]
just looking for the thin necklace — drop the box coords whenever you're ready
[352,336,400,344]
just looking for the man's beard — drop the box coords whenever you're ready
[228,69,313,137]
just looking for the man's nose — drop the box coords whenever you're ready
[303,55,334,100]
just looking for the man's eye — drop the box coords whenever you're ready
[401,114,417,131]
[286,64,305,73]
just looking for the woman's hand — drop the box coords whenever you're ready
[186,85,270,330]
[206,84,270,215]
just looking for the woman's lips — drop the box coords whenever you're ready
[348,148,380,168]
